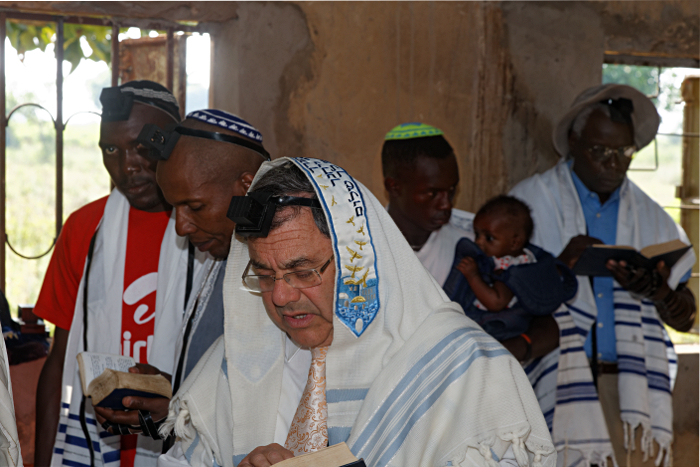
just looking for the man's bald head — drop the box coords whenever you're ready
[157,115,266,259]
[169,118,263,183]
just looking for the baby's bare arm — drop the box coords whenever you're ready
[468,276,514,312]
[457,257,514,311]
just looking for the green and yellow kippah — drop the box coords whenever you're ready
[384,122,444,140]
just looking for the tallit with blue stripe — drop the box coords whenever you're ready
[163,157,556,467]
[510,160,694,467]
[50,189,210,467]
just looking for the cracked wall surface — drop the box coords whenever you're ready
[210,1,698,210]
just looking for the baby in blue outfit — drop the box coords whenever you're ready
[443,195,577,341]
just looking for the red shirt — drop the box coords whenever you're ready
[120,207,171,465]
[35,198,171,344]
[120,207,170,363]
[35,197,108,330]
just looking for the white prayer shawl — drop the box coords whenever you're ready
[164,157,555,467]
[510,160,694,467]
[171,258,221,389]
[52,189,208,467]
[0,329,21,466]
[415,208,475,286]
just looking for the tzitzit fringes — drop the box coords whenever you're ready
[510,437,529,467]
[477,442,499,467]
[641,425,654,462]
[654,441,673,467]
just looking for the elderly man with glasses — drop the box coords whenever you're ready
[510,84,696,467]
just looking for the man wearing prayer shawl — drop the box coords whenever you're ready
[159,157,555,467]
[509,84,696,467]
[34,81,211,466]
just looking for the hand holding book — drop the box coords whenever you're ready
[77,352,172,437]
[571,239,691,279]
[558,235,604,270]
[606,259,671,301]
[93,363,172,438]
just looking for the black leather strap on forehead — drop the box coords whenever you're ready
[100,87,134,122]
[137,124,270,161]
[175,126,270,160]
[228,192,322,238]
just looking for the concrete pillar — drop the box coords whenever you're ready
[680,77,699,328]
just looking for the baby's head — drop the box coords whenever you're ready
[473,195,533,258]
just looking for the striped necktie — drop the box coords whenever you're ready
[285,346,329,455]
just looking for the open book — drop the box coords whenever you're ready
[77,352,172,410]
[572,239,692,277]
[275,443,365,467]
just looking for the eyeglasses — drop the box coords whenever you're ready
[586,145,636,164]
[241,256,334,292]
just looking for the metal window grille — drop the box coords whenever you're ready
[0,11,201,289]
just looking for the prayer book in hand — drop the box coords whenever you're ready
[273,442,366,467]
[76,352,172,410]
[572,239,692,277]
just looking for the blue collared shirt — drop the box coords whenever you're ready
[569,164,621,362]
[570,165,692,362]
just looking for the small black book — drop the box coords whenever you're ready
[572,239,692,277]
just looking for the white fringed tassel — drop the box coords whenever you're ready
[641,426,653,462]
[477,442,500,467]
[159,398,195,441]
[510,437,530,467]
[159,398,180,438]
[175,402,194,441]
[655,442,672,467]
[532,450,544,467]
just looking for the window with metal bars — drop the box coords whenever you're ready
[0,10,209,315]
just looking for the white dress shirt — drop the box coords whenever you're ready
[274,337,312,444]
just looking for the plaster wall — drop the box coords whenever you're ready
[208,1,699,210]
[596,0,700,60]
[209,2,508,210]
[500,1,605,187]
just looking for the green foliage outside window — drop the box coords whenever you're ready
[6,21,171,74]
[7,21,112,73]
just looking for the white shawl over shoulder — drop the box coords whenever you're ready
[510,160,694,467]
[52,189,208,467]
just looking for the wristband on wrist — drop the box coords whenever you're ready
[520,333,532,362]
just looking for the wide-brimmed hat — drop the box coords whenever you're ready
[552,83,660,157]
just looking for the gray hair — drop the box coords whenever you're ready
[250,161,331,238]
[570,103,612,140]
